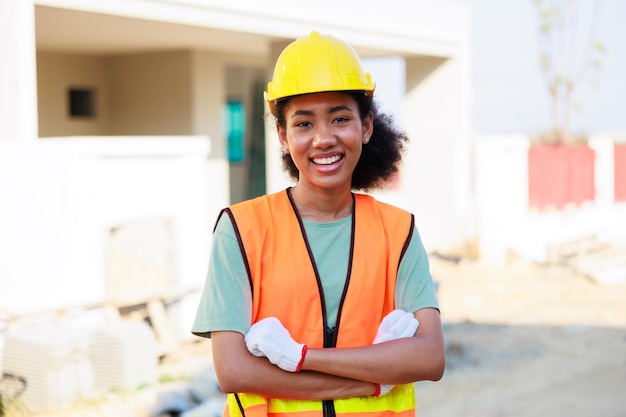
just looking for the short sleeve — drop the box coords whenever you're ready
[191,213,253,337]
[395,226,439,313]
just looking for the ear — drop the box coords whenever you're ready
[276,123,289,152]
[363,111,374,141]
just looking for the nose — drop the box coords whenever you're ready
[312,125,335,148]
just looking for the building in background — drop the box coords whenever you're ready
[0,0,473,332]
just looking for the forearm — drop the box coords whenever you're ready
[301,309,445,385]
[302,336,443,385]
[232,356,376,399]
[212,331,376,400]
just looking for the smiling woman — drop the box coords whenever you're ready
[274,91,407,193]
[274,92,372,203]
[192,31,445,417]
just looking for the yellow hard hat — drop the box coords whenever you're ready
[265,31,375,115]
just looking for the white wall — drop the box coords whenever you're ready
[0,137,226,331]
[0,0,37,141]
[474,135,530,264]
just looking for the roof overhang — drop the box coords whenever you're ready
[35,0,469,58]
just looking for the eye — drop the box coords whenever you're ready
[293,120,312,128]
[333,115,351,124]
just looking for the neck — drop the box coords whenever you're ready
[289,185,353,222]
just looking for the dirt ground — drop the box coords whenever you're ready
[20,252,626,417]
[167,252,625,417]
[415,254,626,417]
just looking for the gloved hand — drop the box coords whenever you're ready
[372,310,419,397]
[373,309,419,344]
[245,317,308,372]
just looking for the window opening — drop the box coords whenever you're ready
[68,87,97,118]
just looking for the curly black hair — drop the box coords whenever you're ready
[272,92,409,192]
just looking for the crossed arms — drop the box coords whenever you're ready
[211,308,445,400]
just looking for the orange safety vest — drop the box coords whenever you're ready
[220,188,416,417]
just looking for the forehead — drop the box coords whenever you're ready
[284,91,358,115]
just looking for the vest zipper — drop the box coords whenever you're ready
[324,326,336,347]
[323,326,337,417]
[287,189,355,417]
[323,399,336,417]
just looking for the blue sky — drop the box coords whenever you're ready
[465,0,626,136]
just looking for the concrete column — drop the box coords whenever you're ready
[475,135,530,266]
[265,39,292,194]
[588,135,615,208]
[0,0,38,140]
[402,54,474,251]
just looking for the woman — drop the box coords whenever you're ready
[192,31,445,417]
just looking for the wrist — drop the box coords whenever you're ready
[295,344,308,372]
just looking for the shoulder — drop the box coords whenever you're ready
[224,190,291,238]
[225,190,287,224]
[354,193,412,218]
[229,190,287,213]
[354,193,414,241]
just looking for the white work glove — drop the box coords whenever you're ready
[245,317,307,372]
[373,309,419,344]
[372,310,419,397]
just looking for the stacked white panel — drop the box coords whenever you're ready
[2,323,93,412]
[90,320,158,394]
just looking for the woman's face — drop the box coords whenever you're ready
[277,92,373,193]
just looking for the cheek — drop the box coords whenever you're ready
[287,131,312,150]
[346,130,365,151]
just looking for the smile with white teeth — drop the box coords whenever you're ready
[312,155,342,165]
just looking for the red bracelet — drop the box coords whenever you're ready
[295,345,308,372]
[372,383,381,398]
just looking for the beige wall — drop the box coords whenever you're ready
[37,50,199,137]
[108,51,193,135]
[37,52,110,137]
[190,50,225,157]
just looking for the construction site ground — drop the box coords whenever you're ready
[11,249,626,417]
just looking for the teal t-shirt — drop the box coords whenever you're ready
[192,214,439,337]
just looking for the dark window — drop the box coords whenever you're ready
[68,88,96,118]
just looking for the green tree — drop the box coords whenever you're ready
[534,0,605,144]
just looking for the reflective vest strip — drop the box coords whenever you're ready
[269,399,324,413]
[226,393,268,417]
[333,384,415,413]
[228,383,415,417]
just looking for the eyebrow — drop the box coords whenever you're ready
[289,105,354,119]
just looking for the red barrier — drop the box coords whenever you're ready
[528,145,595,211]
[615,144,626,202]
